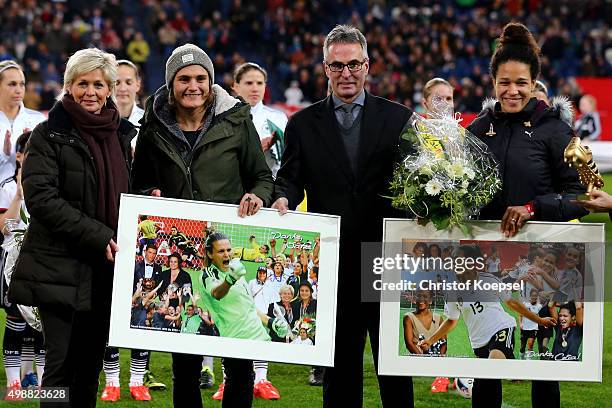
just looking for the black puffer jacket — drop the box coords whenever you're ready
[8,102,135,311]
[468,97,588,221]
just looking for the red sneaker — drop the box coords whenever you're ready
[130,385,152,401]
[212,382,225,400]
[5,380,23,401]
[431,377,450,393]
[100,385,121,402]
[254,380,280,400]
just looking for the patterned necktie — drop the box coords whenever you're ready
[340,103,356,129]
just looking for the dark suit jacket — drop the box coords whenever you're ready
[133,260,163,294]
[274,92,412,293]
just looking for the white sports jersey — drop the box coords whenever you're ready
[127,103,145,149]
[0,176,27,249]
[0,104,45,182]
[558,268,583,302]
[486,257,500,274]
[250,102,288,177]
[248,278,270,313]
[444,273,516,349]
[265,272,290,303]
[521,302,542,331]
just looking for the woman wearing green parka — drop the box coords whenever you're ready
[131,43,273,408]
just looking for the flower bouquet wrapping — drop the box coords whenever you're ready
[3,207,41,331]
[389,97,501,234]
[292,314,316,339]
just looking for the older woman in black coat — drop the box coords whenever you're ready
[9,48,134,408]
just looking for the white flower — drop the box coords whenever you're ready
[458,188,467,196]
[461,179,469,189]
[450,162,465,178]
[464,167,476,180]
[425,179,443,196]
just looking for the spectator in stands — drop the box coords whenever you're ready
[158,21,179,58]
[574,94,602,141]
[9,48,134,408]
[131,43,273,408]
[233,62,288,177]
[116,59,145,149]
[284,80,304,105]
[126,32,150,84]
[0,61,46,183]
[467,22,587,408]
[23,82,42,110]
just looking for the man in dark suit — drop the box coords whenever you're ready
[272,24,414,408]
[133,244,163,293]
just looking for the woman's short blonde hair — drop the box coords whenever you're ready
[279,284,294,297]
[58,48,118,103]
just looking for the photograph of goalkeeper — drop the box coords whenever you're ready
[201,231,290,340]
[200,231,291,405]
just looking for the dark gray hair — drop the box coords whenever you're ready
[323,25,368,61]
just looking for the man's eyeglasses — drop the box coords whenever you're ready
[325,59,368,73]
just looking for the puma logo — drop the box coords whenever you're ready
[525,131,533,138]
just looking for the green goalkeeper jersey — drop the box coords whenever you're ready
[200,264,270,341]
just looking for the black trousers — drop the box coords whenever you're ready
[323,302,414,408]
[171,353,203,408]
[472,380,560,408]
[223,357,254,407]
[171,353,254,408]
[38,303,110,408]
[531,381,560,408]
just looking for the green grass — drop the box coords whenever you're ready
[1,309,611,407]
[3,180,612,407]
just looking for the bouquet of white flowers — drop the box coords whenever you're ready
[389,97,501,234]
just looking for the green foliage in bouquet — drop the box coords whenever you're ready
[389,107,501,234]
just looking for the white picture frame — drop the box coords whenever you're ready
[378,219,604,381]
[108,194,340,366]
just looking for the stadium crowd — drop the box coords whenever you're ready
[0,0,608,111]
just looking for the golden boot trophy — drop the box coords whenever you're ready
[563,136,604,199]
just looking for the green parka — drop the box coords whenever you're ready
[132,84,273,204]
